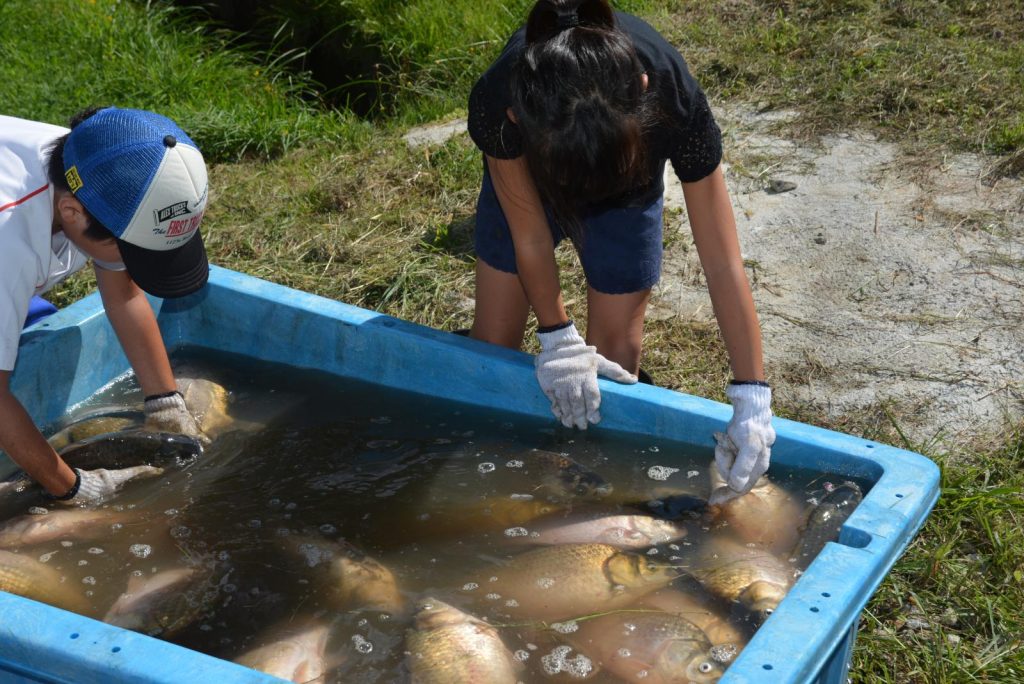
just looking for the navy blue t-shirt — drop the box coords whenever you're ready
[468,11,723,206]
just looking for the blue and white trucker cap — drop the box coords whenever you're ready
[63,108,209,298]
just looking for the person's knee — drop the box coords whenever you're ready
[588,330,641,372]
[470,320,524,349]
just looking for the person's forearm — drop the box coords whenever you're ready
[95,267,177,396]
[705,266,765,382]
[0,386,76,495]
[514,242,569,328]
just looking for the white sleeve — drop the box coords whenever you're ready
[0,242,38,372]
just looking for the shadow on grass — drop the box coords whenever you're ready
[421,213,476,259]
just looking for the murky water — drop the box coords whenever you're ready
[0,349,868,682]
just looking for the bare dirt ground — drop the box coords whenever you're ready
[658,106,1024,450]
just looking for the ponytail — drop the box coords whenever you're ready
[512,0,653,236]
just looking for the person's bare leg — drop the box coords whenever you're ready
[585,286,651,374]
[470,259,530,349]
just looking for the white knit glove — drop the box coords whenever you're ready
[144,391,206,442]
[535,323,637,430]
[714,383,775,499]
[57,466,163,507]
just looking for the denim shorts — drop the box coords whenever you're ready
[474,166,664,295]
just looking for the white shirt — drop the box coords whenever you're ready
[0,116,94,371]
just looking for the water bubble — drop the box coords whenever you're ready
[87,547,104,555]
[110,523,123,532]
[505,599,519,607]
[462,583,479,591]
[536,577,556,589]
[505,460,524,469]
[623,623,637,634]
[285,502,298,511]
[319,524,337,535]
[527,643,538,651]
[514,650,531,662]
[217,551,230,561]
[618,648,632,658]
[129,544,152,559]
[510,493,534,501]
[485,593,501,601]
[130,570,143,578]
[170,526,191,539]
[637,670,649,679]
[668,544,680,551]
[477,462,496,474]
[82,576,96,585]
[28,507,48,516]
[551,621,579,634]
[164,508,179,516]
[710,644,738,663]
[77,560,88,566]
[647,466,680,481]
[489,576,499,583]
[268,498,281,507]
[60,541,73,548]
[351,635,373,654]
[357,619,368,627]
[646,548,659,555]
[297,543,331,568]
[504,527,529,538]
[530,531,541,538]
[38,552,57,563]
[687,470,700,479]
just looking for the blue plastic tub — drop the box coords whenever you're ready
[2,266,940,684]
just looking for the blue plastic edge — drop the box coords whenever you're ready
[3,265,941,684]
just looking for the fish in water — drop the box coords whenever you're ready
[59,430,201,472]
[397,496,567,545]
[47,411,143,452]
[636,588,749,654]
[472,543,676,621]
[0,508,131,549]
[508,512,688,550]
[328,542,406,616]
[687,538,796,625]
[174,376,234,439]
[569,611,724,683]
[234,618,333,683]
[405,598,519,684]
[706,456,805,556]
[0,549,90,615]
[791,481,863,568]
[104,564,217,637]
[524,449,614,500]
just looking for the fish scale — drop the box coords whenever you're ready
[0,550,90,614]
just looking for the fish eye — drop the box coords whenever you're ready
[699,662,713,673]
[764,608,774,616]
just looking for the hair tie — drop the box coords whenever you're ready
[556,11,580,30]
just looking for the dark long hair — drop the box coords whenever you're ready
[511,0,654,236]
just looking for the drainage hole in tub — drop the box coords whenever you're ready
[763,664,774,671]
[69,633,79,639]
[821,592,831,598]
[896,493,904,498]
[111,647,121,653]
[810,607,820,613]
[865,444,875,448]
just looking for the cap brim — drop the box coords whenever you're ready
[116,230,209,299]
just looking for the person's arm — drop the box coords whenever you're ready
[684,166,774,499]
[683,166,765,382]
[486,155,568,329]
[0,370,77,496]
[94,266,177,396]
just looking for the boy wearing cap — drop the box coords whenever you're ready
[0,107,210,505]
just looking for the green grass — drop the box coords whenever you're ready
[8,1,1024,681]
[0,0,360,161]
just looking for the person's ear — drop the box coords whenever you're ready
[55,193,89,233]
[641,73,649,92]
[506,107,519,124]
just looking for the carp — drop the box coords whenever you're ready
[0,549,90,614]
[508,512,688,550]
[104,565,217,637]
[472,543,675,621]
[405,598,518,684]
[0,508,130,549]
[688,538,796,625]
[791,482,863,568]
[636,588,749,653]
[59,431,201,471]
[234,618,332,683]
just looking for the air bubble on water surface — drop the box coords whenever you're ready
[351,635,373,654]
[551,621,578,634]
[82,577,96,585]
[687,470,700,479]
[489,577,499,583]
[536,577,556,589]
[647,466,679,481]
[88,547,104,555]
[486,593,501,601]
[60,541,73,547]
[170,526,191,539]
[129,544,152,558]
[646,548,659,555]
[505,599,519,607]
[319,524,337,535]
[164,508,179,516]
[510,493,534,501]
[110,523,123,532]
[618,648,631,658]
[711,644,738,663]
[28,507,48,515]
[478,463,496,474]
[39,552,57,563]
[504,527,529,538]
[462,583,479,591]
[636,670,649,679]
[514,650,530,662]
[77,560,88,566]
[506,460,524,469]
